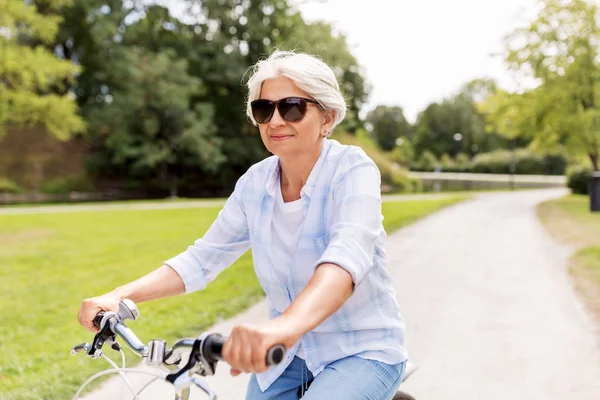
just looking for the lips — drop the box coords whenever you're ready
[270,135,293,141]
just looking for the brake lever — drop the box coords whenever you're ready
[86,300,140,358]
[166,334,208,388]
[192,376,217,400]
[71,342,91,356]
[88,319,117,358]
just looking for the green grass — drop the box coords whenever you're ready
[382,195,471,232]
[538,194,600,325]
[0,197,228,208]
[573,246,600,286]
[0,196,468,399]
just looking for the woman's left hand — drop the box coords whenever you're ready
[222,316,300,376]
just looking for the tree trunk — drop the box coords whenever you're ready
[169,174,178,200]
[589,153,600,212]
[590,153,598,171]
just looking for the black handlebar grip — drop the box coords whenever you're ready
[202,333,226,363]
[266,344,286,365]
[202,333,286,366]
[93,311,106,329]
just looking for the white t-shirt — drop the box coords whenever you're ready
[271,181,306,358]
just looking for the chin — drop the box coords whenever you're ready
[269,146,296,159]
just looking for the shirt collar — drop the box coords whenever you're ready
[265,139,332,199]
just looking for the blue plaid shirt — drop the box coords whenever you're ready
[165,139,407,391]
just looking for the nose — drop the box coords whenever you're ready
[268,106,286,129]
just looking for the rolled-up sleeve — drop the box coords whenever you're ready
[164,175,251,293]
[315,158,383,287]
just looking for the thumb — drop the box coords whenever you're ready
[230,368,242,376]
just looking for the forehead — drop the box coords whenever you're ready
[259,76,311,100]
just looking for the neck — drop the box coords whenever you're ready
[279,141,324,194]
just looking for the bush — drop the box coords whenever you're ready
[471,149,567,175]
[411,151,439,171]
[470,149,509,173]
[567,165,593,195]
[409,176,423,192]
[0,178,23,194]
[455,153,471,171]
[440,153,454,170]
[40,174,95,194]
[331,131,419,193]
[379,163,415,193]
[388,138,414,166]
[543,153,568,175]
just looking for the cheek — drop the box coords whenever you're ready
[258,126,272,149]
[296,118,322,140]
[258,126,268,140]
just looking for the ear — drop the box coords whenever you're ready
[321,110,336,136]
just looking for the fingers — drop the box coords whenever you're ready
[78,298,99,332]
[77,295,120,332]
[224,324,270,375]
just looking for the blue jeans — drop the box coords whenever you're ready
[246,356,406,400]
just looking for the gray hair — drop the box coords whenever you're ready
[245,50,347,133]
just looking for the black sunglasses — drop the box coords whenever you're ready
[251,97,320,124]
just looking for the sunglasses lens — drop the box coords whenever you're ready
[278,98,307,122]
[251,100,275,123]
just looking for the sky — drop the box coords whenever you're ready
[297,0,539,122]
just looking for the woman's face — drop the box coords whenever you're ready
[256,76,333,159]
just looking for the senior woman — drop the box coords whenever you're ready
[78,50,408,399]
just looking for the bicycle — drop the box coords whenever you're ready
[71,299,418,399]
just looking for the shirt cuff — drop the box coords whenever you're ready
[315,249,364,288]
[164,251,208,294]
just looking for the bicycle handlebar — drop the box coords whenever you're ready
[72,300,286,400]
[88,300,286,370]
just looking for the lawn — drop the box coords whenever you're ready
[538,194,600,327]
[0,195,469,399]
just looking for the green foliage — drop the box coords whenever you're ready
[410,148,567,175]
[482,0,600,171]
[470,150,518,174]
[331,131,417,193]
[543,153,569,175]
[49,0,370,192]
[0,0,84,139]
[85,47,223,195]
[40,174,94,194]
[567,165,593,195]
[455,153,471,171]
[0,178,23,194]
[471,149,566,175]
[411,150,439,171]
[365,106,411,151]
[413,79,509,160]
[388,138,415,165]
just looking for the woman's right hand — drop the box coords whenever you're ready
[78,294,121,332]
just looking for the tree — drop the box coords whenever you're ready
[495,0,600,171]
[50,0,369,192]
[85,47,223,197]
[413,79,509,159]
[365,106,411,151]
[0,0,84,139]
